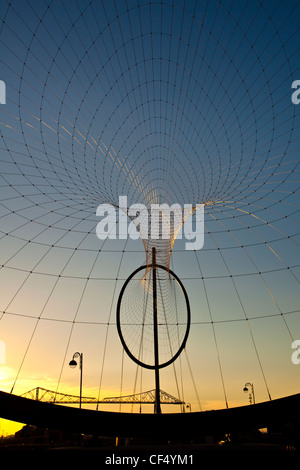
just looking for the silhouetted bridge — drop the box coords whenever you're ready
[20,387,185,406]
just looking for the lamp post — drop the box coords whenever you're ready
[185,403,192,413]
[69,352,83,409]
[243,382,255,405]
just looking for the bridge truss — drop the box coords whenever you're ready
[101,389,185,406]
[20,387,185,407]
[21,387,98,405]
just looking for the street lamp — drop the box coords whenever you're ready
[243,382,255,405]
[69,352,83,409]
[185,403,192,413]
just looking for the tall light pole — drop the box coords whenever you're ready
[69,352,83,409]
[243,382,255,405]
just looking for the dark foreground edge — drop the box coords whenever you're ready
[0,390,299,438]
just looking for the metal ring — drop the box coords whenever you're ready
[116,263,191,370]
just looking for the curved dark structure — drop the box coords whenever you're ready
[116,261,191,370]
[0,390,299,439]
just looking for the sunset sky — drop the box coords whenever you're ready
[0,0,300,438]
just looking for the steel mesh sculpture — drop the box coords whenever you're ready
[0,1,299,420]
